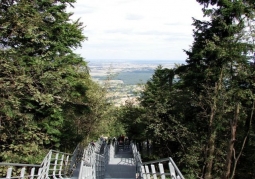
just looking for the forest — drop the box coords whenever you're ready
[1,0,255,179]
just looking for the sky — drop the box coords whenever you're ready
[67,0,205,61]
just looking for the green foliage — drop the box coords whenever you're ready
[177,1,255,178]
[0,0,102,162]
[139,66,193,158]
[118,1,255,179]
[117,101,147,141]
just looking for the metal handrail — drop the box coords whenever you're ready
[51,150,72,155]
[0,149,75,179]
[131,143,185,179]
[0,163,41,167]
[142,157,170,165]
[140,157,185,179]
[0,162,42,179]
[0,139,185,179]
[78,138,107,179]
[169,157,185,179]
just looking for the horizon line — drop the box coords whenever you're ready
[84,59,186,61]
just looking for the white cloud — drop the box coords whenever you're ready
[105,28,134,34]
[126,14,144,20]
[68,0,204,61]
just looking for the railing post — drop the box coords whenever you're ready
[58,154,64,178]
[38,168,42,177]
[78,148,86,179]
[64,155,69,176]
[141,166,147,179]
[30,167,35,179]
[6,167,12,179]
[159,163,165,179]
[20,167,25,179]
[169,162,176,179]
[38,150,52,179]
[151,164,157,179]
[145,165,150,179]
[137,159,142,179]
[53,152,59,178]
[78,159,84,179]
[91,152,96,179]
[169,157,185,179]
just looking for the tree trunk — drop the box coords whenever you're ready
[204,77,222,179]
[204,98,217,179]
[230,101,254,179]
[204,127,216,179]
[223,103,239,179]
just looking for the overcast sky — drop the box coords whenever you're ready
[67,0,204,61]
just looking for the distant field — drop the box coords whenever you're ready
[114,69,154,85]
[93,69,155,85]
[89,59,185,85]
[89,60,184,105]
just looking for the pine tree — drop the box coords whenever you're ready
[177,0,255,178]
[0,0,90,163]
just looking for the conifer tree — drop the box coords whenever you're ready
[177,0,255,178]
[0,0,90,163]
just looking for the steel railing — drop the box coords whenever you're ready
[140,157,185,179]
[0,139,106,179]
[0,139,185,179]
[0,163,41,179]
[0,150,73,179]
[78,139,108,179]
[131,142,185,179]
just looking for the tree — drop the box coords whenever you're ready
[139,66,193,160]
[134,1,255,178]
[177,0,255,178]
[117,100,146,141]
[0,0,90,163]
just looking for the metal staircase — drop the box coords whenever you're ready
[0,139,185,179]
[104,142,135,179]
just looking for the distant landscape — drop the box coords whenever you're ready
[93,69,154,85]
[88,59,185,84]
[88,59,185,105]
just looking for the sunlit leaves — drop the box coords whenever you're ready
[0,0,90,164]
